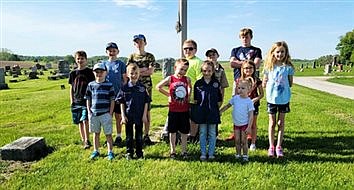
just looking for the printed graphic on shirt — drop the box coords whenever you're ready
[172,82,188,103]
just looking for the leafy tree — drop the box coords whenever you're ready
[336,29,354,64]
[64,55,75,65]
[0,48,20,61]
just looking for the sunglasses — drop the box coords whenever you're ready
[243,67,254,70]
[183,47,195,51]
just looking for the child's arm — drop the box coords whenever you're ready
[69,85,74,105]
[187,77,192,103]
[122,73,128,85]
[156,76,171,97]
[246,110,254,134]
[252,83,264,103]
[120,103,128,124]
[219,103,232,113]
[86,99,92,115]
[142,103,148,124]
[288,75,293,87]
[109,99,115,116]
[262,74,268,88]
[230,57,242,69]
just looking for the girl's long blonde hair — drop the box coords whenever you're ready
[264,41,294,71]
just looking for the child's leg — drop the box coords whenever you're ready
[234,130,241,156]
[207,124,217,157]
[251,115,258,145]
[268,114,277,148]
[144,110,150,136]
[241,131,248,156]
[199,124,207,156]
[169,133,177,154]
[106,134,113,152]
[180,133,188,154]
[276,113,286,147]
[93,132,100,151]
[114,113,122,137]
[79,122,85,142]
[135,123,144,157]
[125,123,134,155]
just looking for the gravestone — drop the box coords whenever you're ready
[0,68,9,90]
[312,61,316,69]
[0,137,49,161]
[324,64,332,74]
[46,63,52,69]
[332,56,338,67]
[162,57,175,79]
[48,60,70,80]
[11,65,21,75]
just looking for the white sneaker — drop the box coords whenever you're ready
[200,155,207,161]
[250,144,256,151]
[235,154,241,159]
[242,155,249,162]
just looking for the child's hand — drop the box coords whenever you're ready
[142,115,148,123]
[245,127,251,135]
[121,116,128,124]
[168,96,171,103]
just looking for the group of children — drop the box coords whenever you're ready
[69,28,295,162]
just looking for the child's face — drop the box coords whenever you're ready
[201,65,213,80]
[237,82,250,97]
[206,52,218,62]
[183,42,196,59]
[106,48,119,58]
[75,56,87,67]
[134,39,146,49]
[240,34,252,47]
[175,64,188,76]
[94,70,106,82]
[242,64,254,77]
[127,68,139,83]
[273,46,286,62]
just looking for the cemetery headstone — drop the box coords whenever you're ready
[48,60,70,80]
[46,63,52,69]
[162,57,175,79]
[0,68,9,90]
[324,64,332,74]
[312,61,316,69]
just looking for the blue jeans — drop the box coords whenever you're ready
[199,124,217,157]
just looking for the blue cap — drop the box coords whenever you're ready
[133,34,146,42]
[93,63,107,71]
[106,42,118,50]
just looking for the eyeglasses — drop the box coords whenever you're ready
[243,67,254,70]
[183,47,195,51]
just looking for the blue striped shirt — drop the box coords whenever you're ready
[85,80,115,116]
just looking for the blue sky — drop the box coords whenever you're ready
[1,0,354,60]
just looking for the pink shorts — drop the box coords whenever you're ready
[234,124,248,131]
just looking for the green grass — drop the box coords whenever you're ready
[327,77,354,86]
[1,68,354,189]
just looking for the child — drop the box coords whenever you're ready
[103,42,127,147]
[262,41,294,158]
[193,61,222,161]
[240,60,264,151]
[127,34,155,145]
[68,50,95,149]
[220,79,254,162]
[184,39,203,142]
[85,63,115,160]
[116,63,151,160]
[156,58,191,159]
[227,27,262,141]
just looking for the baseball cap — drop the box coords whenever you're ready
[93,63,107,71]
[205,48,219,56]
[106,42,118,50]
[133,34,146,42]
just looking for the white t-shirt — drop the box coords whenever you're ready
[229,95,255,126]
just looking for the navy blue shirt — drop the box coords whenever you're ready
[230,46,262,80]
[193,77,222,124]
[116,81,151,125]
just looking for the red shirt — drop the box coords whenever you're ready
[169,75,189,112]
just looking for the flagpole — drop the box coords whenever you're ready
[180,0,187,58]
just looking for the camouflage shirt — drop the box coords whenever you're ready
[127,52,155,91]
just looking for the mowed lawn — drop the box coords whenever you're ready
[0,65,353,189]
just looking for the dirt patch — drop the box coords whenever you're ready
[0,61,35,69]
[0,160,34,183]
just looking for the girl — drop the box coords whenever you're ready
[220,79,254,162]
[262,41,295,158]
[193,61,222,161]
[240,60,264,151]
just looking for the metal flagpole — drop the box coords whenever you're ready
[178,0,187,58]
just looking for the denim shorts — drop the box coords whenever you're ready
[89,113,113,135]
[71,104,88,124]
[267,102,290,114]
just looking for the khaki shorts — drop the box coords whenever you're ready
[89,113,113,135]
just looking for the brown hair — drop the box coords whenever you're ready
[126,63,140,78]
[183,39,198,49]
[74,50,87,59]
[175,58,189,66]
[239,28,253,39]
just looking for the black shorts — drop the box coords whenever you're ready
[267,102,290,114]
[113,102,121,114]
[168,111,190,134]
[254,104,259,115]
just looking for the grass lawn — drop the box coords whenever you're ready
[327,77,354,87]
[0,66,354,189]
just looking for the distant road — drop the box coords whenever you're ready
[293,76,354,100]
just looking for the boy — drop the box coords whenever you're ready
[184,39,203,142]
[85,63,115,160]
[156,58,191,159]
[227,28,262,141]
[103,42,127,146]
[116,63,151,160]
[126,34,155,145]
[68,50,95,149]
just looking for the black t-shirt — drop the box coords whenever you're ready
[68,67,95,104]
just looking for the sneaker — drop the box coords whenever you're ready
[249,144,256,151]
[107,151,114,161]
[225,133,235,141]
[113,136,122,146]
[268,146,275,157]
[208,155,215,160]
[90,151,100,160]
[242,155,249,162]
[235,154,241,159]
[83,141,91,149]
[144,135,153,145]
[181,152,188,159]
[169,153,176,159]
[126,153,133,160]
[200,155,207,161]
[276,146,284,158]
